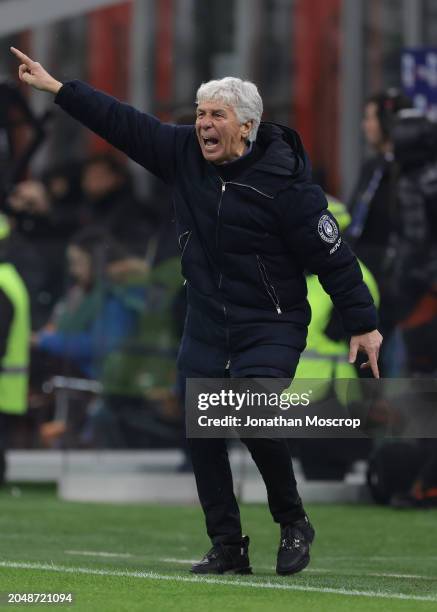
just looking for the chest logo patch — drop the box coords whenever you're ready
[317,214,339,244]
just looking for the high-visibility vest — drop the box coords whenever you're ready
[326,196,351,232]
[0,263,30,414]
[294,261,380,404]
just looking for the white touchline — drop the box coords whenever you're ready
[65,550,134,558]
[315,556,437,562]
[158,558,436,580]
[367,573,437,581]
[159,558,329,573]
[160,558,199,564]
[0,561,436,602]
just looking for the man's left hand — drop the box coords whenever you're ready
[349,329,383,378]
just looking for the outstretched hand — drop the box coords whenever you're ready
[349,329,383,379]
[10,47,62,94]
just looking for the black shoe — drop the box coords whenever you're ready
[276,516,315,576]
[191,535,252,575]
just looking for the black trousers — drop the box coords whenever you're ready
[187,436,305,544]
[180,370,305,545]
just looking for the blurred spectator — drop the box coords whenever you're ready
[3,154,162,326]
[387,112,437,509]
[4,164,83,327]
[91,255,183,449]
[7,159,83,242]
[79,154,156,257]
[390,112,437,374]
[31,226,146,380]
[361,111,437,508]
[0,214,30,485]
[346,89,412,374]
[41,160,84,241]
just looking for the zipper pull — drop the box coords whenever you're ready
[222,183,226,192]
[276,306,282,315]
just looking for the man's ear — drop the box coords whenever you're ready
[241,120,253,140]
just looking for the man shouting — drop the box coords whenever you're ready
[11,46,382,576]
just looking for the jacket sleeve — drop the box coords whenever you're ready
[280,183,378,335]
[54,80,182,184]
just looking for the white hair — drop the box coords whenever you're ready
[195,77,263,142]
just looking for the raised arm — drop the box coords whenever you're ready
[10,47,183,183]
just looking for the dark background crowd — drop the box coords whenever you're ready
[1,146,188,450]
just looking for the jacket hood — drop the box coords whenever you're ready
[255,122,312,181]
[228,122,311,197]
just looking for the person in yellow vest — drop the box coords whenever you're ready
[293,197,380,478]
[0,214,30,485]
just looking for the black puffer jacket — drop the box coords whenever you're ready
[55,81,377,377]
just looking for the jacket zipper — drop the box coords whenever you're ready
[256,254,282,314]
[179,230,191,286]
[179,230,191,257]
[216,180,226,247]
[216,180,274,369]
[227,181,274,200]
[216,180,230,369]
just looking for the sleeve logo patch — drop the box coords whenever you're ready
[317,214,339,244]
[329,237,342,255]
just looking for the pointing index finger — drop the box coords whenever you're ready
[10,47,34,66]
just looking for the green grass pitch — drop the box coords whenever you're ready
[0,484,436,611]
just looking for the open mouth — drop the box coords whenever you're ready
[202,137,220,151]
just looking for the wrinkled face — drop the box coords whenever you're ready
[195,100,252,164]
[362,102,384,150]
[67,245,92,288]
